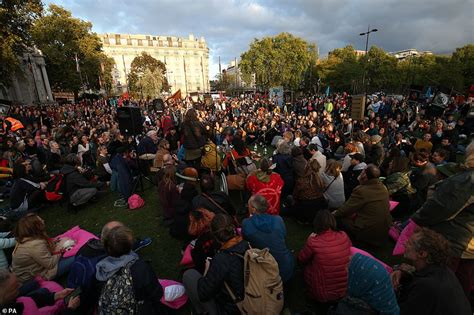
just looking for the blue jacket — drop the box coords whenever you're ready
[110,155,133,199]
[242,214,295,282]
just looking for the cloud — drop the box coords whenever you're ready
[45,0,474,77]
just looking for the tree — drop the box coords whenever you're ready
[31,4,110,94]
[317,45,364,93]
[0,0,43,87]
[128,52,169,97]
[240,33,317,90]
[450,44,474,91]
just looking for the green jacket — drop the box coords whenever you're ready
[335,179,391,247]
[412,169,474,259]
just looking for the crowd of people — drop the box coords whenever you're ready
[0,90,472,314]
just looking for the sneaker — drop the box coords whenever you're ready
[114,198,128,207]
[134,237,152,252]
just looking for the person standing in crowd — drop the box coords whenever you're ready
[181,109,206,169]
[242,194,295,283]
[392,228,471,315]
[333,164,391,250]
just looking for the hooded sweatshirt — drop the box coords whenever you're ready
[96,251,139,281]
[242,214,295,282]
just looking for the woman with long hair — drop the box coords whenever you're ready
[293,159,327,223]
[158,165,179,225]
[183,214,248,314]
[12,214,74,283]
[187,208,219,274]
[321,159,345,209]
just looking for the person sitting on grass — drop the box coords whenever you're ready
[96,225,165,314]
[60,154,103,212]
[333,164,392,251]
[0,269,80,314]
[242,194,295,283]
[391,227,471,315]
[183,214,247,315]
[12,214,75,284]
[298,210,351,303]
[192,174,236,215]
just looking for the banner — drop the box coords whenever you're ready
[269,86,284,107]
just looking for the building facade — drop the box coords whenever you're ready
[390,49,433,61]
[99,33,210,95]
[0,48,53,105]
[224,60,256,90]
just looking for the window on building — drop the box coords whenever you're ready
[115,34,121,44]
[146,36,150,40]
[127,38,132,45]
[138,39,143,46]
[104,38,110,45]
[148,40,153,46]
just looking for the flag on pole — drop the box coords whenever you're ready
[325,86,330,97]
[167,89,182,102]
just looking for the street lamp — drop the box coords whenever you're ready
[359,25,378,95]
[360,26,378,55]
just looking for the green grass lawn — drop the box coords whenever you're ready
[38,181,401,313]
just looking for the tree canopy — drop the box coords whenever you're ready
[31,4,113,94]
[128,52,169,97]
[0,0,43,87]
[317,44,473,94]
[239,33,318,90]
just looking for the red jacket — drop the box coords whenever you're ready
[298,230,351,302]
[246,172,283,215]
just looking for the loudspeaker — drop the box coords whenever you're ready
[117,106,143,135]
[350,95,366,120]
[152,98,165,112]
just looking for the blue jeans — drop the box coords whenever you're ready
[56,256,75,278]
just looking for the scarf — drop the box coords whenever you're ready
[221,235,243,250]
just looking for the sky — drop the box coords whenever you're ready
[44,0,474,78]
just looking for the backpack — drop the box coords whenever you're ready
[45,173,65,201]
[98,260,137,315]
[128,194,145,210]
[66,254,106,290]
[225,247,284,315]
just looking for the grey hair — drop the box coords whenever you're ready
[249,194,269,214]
[277,141,291,155]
